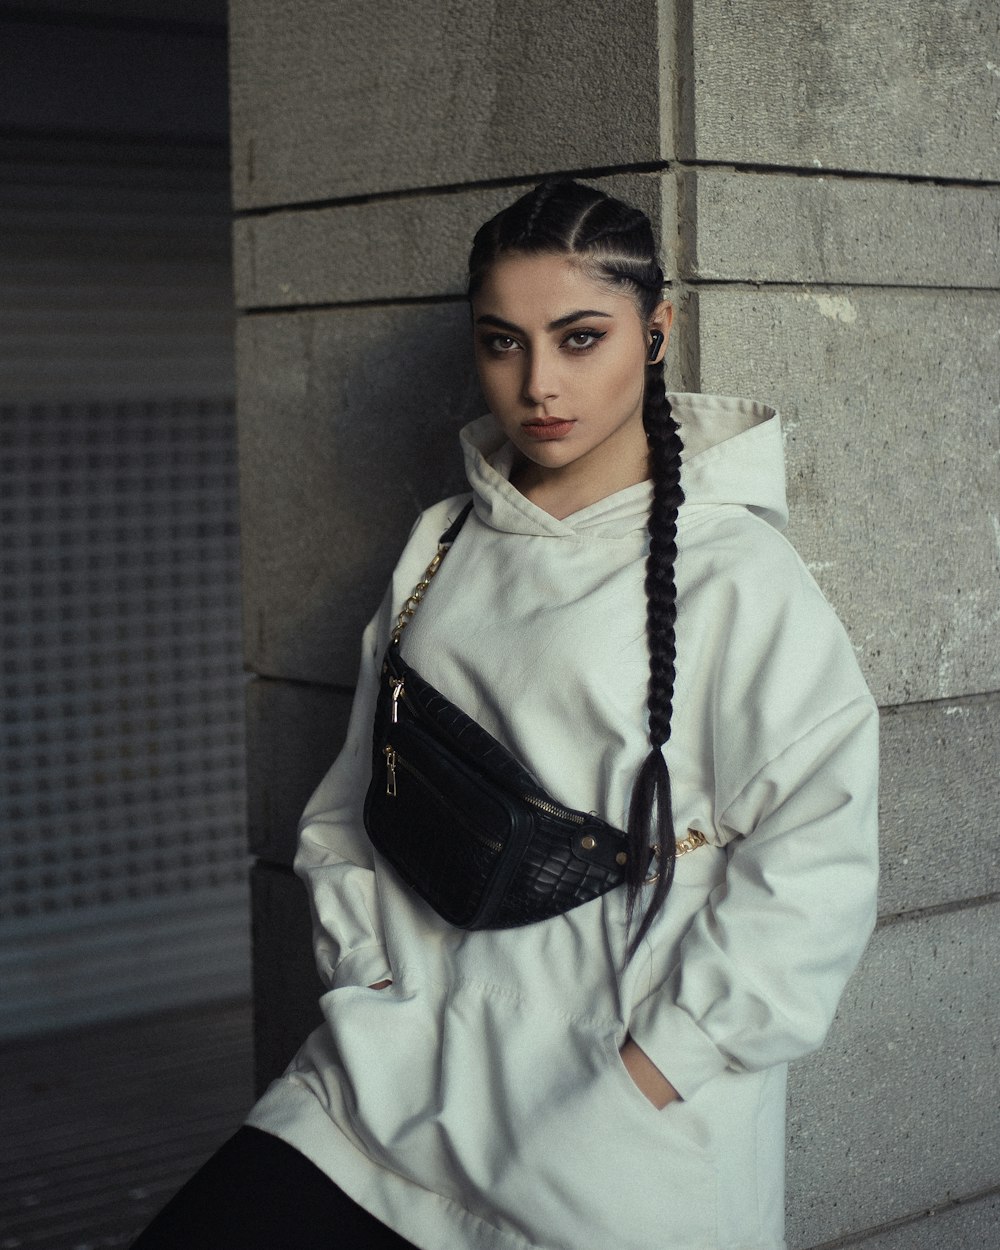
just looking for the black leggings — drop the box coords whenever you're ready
[129,1126,419,1249]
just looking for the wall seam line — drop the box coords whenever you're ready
[233,161,1000,221]
[876,891,999,929]
[233,161,673,219]
[803,1180,1000,1249]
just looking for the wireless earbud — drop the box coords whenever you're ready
[647,331,664,363]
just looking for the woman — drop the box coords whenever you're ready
[133,179,879,1250]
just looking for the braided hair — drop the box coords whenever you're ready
[468,179,685,954]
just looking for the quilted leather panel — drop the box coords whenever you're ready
[363,643,639,930]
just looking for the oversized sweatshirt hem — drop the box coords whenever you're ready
[247,1077,546,1250]
[246,1076,785,1250]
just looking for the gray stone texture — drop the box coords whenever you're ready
[879,694,1000,918]
[245,678,354,865]
[682,169,1000,288]
[684,0,1000,179]
[785,903,1000,1248]
[835,1192,1000,1250]
[237,303,693,685]
[233,173,677,310]
[250,862,324,1094]
[695,286,1000,707]
[229,0,664,210]
[237,304,476,683]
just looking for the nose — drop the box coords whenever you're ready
[521,346,559,408]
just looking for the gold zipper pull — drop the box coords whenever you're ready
[384,745,397,797]
[390,677,405,724]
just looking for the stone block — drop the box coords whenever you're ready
[233,173,677,310]
[250,861,324,1094]
[683,169,1000,288]
[246,677,354,865]
[695,287,1000,707]
[785,903,1000,1247]
[879,694,1000,918]
[828,1192,1000,1250]
[237,304,477,684]
[229,0,663,209]
[685,0,1000,180]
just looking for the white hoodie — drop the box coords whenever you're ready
[247,394,879,1250]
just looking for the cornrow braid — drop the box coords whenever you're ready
[468,179,685,957]
[517,178,563,244]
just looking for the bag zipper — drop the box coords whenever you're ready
[383,744,504,854]
[518,791,586,825]
[384,745,397,797]
[387,671,586,828]
[390,677,405,723]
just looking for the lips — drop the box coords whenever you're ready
[522,418,575,440]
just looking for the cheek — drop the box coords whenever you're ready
[584,354,645,412]
[477,359,520,411]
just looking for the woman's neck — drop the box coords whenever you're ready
[511,445,652,520]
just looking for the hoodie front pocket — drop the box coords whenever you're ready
[439,992,719,1250]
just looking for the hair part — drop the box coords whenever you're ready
[468,178,685,957]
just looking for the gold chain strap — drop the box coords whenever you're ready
[390,545,449,645]
[643,829,709,883]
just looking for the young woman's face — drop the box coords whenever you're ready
[471,251,671,481]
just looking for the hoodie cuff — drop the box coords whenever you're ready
[627,968,730,1102]
[331,944,393,991]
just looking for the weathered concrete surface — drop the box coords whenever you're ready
[828,1191,1000,1250]
[237,304,476,684]
[879,694,1000,918]
[233,173,677,310]
[695,286,1000,707]
[237,303,694,685]
[684,0,1000,179]
[683,169,1000,288]
[246,678,353,865]
[785,903,1000,1247]
[229,0,664,210]
[250,862,324,1094]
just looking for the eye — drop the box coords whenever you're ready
[562,329,606,352]
[481,333,521,355]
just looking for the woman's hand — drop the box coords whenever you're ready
[368,979,392,990]
[619,1035,680,1109]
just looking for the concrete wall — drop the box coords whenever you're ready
[229,2,1000,1245]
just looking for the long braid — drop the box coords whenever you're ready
[626,362,684,954]
[469,179,686,955]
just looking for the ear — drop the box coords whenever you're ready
[647,300,674,365]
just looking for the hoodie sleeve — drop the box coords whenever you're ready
[294,589,397,992]
[626,522,880,1101]
[628,694,879,1100]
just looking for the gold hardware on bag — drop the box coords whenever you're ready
[581,835,597,851]
[384,746,397,797]
[390,677,405,723]
[615,851,628,866]
[643,829,709,884]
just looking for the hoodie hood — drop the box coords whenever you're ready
[459,391,786,539]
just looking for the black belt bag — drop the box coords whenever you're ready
[362,502,645,929]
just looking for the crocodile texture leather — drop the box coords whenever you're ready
[363,643,643,929]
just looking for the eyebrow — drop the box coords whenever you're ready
[475,309,614,334]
